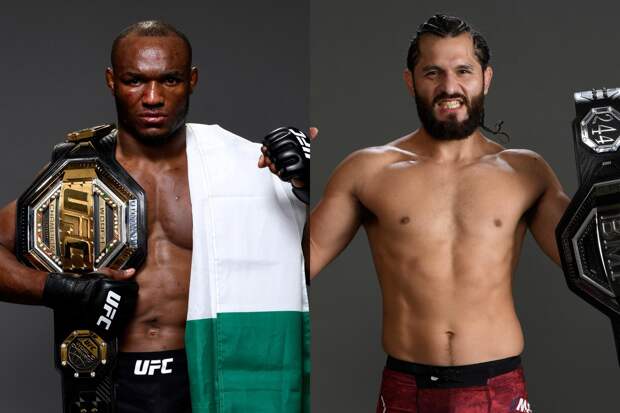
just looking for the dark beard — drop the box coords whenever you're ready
[415,91,484,141]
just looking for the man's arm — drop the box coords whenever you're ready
[0,200,136,306]
[525,154,571,266]
[310,151,368,278]
[0,201,48,304]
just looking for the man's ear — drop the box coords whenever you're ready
[483,66,493,95]
[105,68,115,94]
[189,66,198,94]
[403,69,415,96]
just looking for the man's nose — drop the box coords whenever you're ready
[438,72,460,96]
[142,81,164,106]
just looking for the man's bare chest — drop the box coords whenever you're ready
[127,166,193,250]
[360,162,541,238]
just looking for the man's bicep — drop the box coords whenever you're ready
[309,165,363,278]
[528,161,571,266]
[0,201,16,252]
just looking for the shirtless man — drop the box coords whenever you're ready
[0,21,196,412]
[310,14,569,412]
[0,21,307,412]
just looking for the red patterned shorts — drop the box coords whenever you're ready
[376,356,533,413]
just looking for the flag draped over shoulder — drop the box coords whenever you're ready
[184,123,310,413]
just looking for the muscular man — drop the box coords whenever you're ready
[0,21,308,412]
[311,14,569,412]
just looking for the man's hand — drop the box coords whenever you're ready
[258,128,318,186]
[258,127,317,204]
[97,267,136,280]
[42,268,138,337]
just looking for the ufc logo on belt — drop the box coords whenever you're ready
[96,291,121,330]
[134,358,174,375]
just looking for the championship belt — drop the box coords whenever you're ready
[556,87,620,366]
[15,124,147,412]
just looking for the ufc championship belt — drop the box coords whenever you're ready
[16,124,147,412]
[556,87,620,366]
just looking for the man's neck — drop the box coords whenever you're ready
[115,124,187,164]
[409,128,488,163]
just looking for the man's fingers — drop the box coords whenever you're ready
[258,155,278,177]
[263,155,275,168]
[309,127,318,140]
[258,154,277,170]
[291,178,304,188]
[98,267,136,280]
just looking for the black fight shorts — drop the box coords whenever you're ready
[115,349,192,413]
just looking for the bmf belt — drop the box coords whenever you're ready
[16,124,147,412]
[556,87,620,366]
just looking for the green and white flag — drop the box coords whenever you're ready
[185,124,310,413]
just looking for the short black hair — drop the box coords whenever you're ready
[406,14,490,71]
[110,20,192,69]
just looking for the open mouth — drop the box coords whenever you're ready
[436,98,464,110]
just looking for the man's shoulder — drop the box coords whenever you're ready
[325,144,418,194]
[341,143,416,169]
[497,148,547,167]
[498,148,544,161]
[496,148,556,179]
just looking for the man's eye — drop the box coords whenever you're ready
[126,78,141,86]
[425,71,437,77]
[458,69,472,75]
[165,77,180,85]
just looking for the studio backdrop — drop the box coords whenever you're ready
[310,1,619,412]
[0,1,308,411]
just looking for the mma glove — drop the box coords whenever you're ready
[43,272,138,336]
[263,126,311,204]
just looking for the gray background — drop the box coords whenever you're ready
[310,1,620,412]
[3,1,620,412]
[0,1,308,411]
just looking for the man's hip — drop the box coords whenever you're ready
[376,355,532,413]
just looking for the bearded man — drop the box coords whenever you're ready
[310,14,569,413]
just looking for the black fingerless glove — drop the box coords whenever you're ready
[263,126,310,204]
[43,272,138,336]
